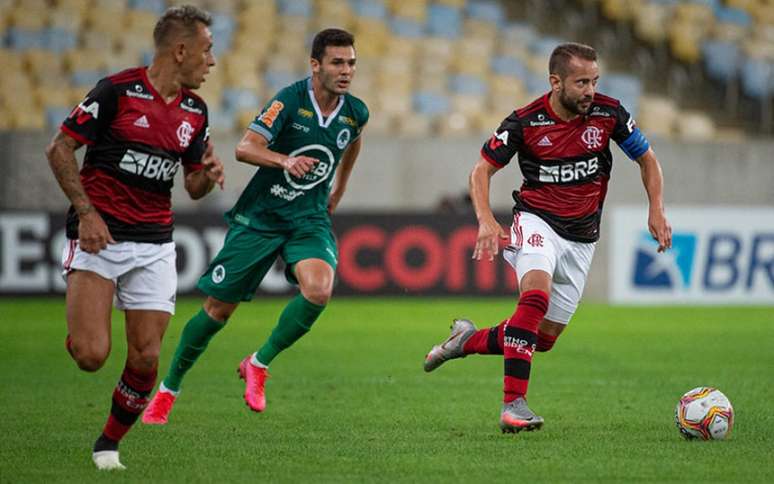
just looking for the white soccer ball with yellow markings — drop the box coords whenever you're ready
[675,387,734,440]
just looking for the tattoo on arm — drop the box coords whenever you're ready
[45,132,93,214]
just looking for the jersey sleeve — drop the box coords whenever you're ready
[353,100,369,140]
[248,87,296,143]
[182,105,209,170]
[60,78,117,146]
[480,111,523,168]
[612,103,650,160]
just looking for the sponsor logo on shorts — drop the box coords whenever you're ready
[212,264,226,284]
[527,233,544,247]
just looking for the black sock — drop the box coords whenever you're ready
[93,433,118,452]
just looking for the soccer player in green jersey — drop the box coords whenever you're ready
[143,28,368,422]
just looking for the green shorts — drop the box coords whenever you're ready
[197,221,338,303]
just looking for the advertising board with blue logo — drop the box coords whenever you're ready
[610,206,774,304]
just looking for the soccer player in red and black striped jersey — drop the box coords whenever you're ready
[45,5,223,470]
[424,43,672,433]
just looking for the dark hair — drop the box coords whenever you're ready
[549,42,597,78]
[311,28,355,62]
[153,5,212,48]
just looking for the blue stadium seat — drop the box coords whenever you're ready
[278,0,313,17]
[740,59,773,100]
[349,0,387,19]
[529,36,563,58]
[491,56,530,81]
[129,0,167,15]
[71,70,105,87]
[264,70,299,94]
[390,17,424,38]
[702,40,739,83]
[44,28,78,53]
[599,74,642,117]
[426,4,462,39]
[714,6,752,27]
[465,0,504,25]
[414,91,451,116]
[449,74,487,96]
[45,106,73,129]
[210,13,235,56]
[222,87,260,113]
[5,28,47,50]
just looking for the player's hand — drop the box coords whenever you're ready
[473,215,508,261]
[328,189,343,214]
[78,209,115,254]
[283,156,318,178]
[649,208,672,253]
[202,142,224,189]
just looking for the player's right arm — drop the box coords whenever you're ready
[47,78,118,254]
[471,111,523,261]
[45,131,115,253]
[470,157,508,261]
[234,130,318,178]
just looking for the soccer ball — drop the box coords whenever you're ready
[675,387,734,440]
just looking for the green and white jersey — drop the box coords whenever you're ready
[227,77,369,230]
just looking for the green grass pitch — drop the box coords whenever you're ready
[1,298,773,483]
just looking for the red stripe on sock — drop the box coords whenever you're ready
[103,365,157,442]
[503,290,549,403]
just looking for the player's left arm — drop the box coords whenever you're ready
[184,140,224,199]
[635,148,672,253]
[613,104,672,253]
[328,134,363,214]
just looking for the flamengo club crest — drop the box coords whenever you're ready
[177,120,194,148]
[581,126,602,149]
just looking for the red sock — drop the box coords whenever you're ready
[503,290,549,403]
[102,365,157,442]
[462,320,506,355]
[536,330,558,352]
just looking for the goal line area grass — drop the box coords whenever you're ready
[1,298,772,483]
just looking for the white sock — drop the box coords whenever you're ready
[250,353,268,369]
[159,381,180,396]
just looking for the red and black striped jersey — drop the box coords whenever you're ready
[481,92,639,243]
[61,66,209,243]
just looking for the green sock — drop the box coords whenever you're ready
[162,308,225,392]
[256,294,325,366]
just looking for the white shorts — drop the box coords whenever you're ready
[503,211,596,325]
[61,239,177,314]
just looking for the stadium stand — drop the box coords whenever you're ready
[0,0,771,137]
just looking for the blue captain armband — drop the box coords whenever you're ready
[618,127,650,160]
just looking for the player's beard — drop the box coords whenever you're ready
[559,88,592,116]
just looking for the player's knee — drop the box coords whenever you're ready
[127,346,161,372]
[302,286,331,306]
[204,298,237,322]
[72,345,110,372]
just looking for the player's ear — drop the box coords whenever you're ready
[173,41,186,63]
[310,57,321,74]
[549,73,562,93]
